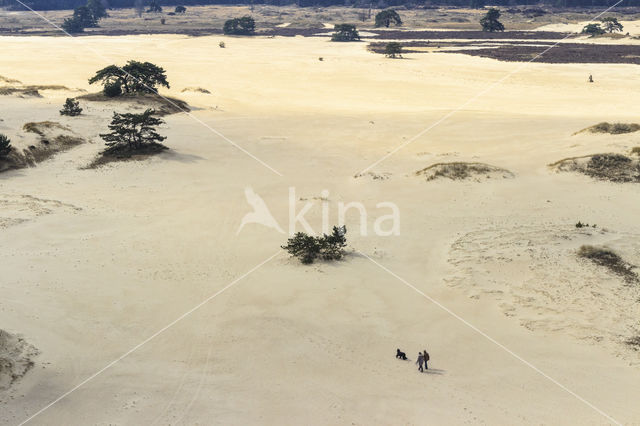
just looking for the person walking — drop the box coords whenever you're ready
[416,352,424,372]
[423,350,430,370]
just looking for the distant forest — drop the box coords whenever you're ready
[2,0,639,12]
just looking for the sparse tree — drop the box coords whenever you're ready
[331,24,360,42]
[601,17,623,33]
[86,0,108,21]
[147,0,162,13]
[374,9,402,28]
[73,5,98,28]
[384,42,403,58]
[174,5,186,13]
[223,16,256,35]
[0,134,12,158]
[62,16,84,33]
[582,23,605,36]
[60,98,83,116]
[100,109,166,152]
[89,60,170,95]
[480,8,504,32]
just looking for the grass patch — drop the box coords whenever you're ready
[550,153,640,183]
[181,87,211,94]
[626,335,640,351]
[77,92,189,116]
[416,162,514,181]
[578,122,640,135]
[87,142,168,168]
[577,245,638,284]
[630,147,640,156]
[23,121,70,136]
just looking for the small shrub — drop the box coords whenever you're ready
[480,8,504,32]
[282,226,347,264]
[331,24,360,42]
[62,16,84,33]
[575,221,596,228]
[384,42,403,58]
[174,5,186,13]
[375,9,402,28]
[219,41,225,48]
[0,134,12,158]
[601,17,623,33]
[160,17,166,25]
[59,98,82,116]
[582,23,605,36]
[223,16,255,35]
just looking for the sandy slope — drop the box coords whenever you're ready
[1,34,640,424]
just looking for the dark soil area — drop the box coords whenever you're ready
[368,30,571,40]
[440,43,640,64]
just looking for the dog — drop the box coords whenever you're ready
[396,349,407,360]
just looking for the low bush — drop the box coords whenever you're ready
[60,98,82,116]
[0,134,12,158]
[282,226,347,264]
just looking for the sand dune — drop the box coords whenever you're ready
[1,32,640,425]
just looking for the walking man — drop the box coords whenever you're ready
[423,349,430,370]
[416,352,424,372]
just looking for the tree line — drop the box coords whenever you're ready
[5,0,640,11]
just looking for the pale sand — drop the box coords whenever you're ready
[1,34,640,424]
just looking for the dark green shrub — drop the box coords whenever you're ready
[331,24,360,42]
[103,81,122,97]
[60,98,83,116]
[282,226,347,264]
[480,8,504,32]
[384,42,403,58]
[582,23,605,36]
[223,16,256,35]
[375,9,402,28]
[601,17,623,33]
[0,134,12,158]
[174,5,186,13]
[62,16,84,33]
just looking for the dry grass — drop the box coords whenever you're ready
[577,122,640,135]
[416,162,514,181]
[22,121,70,136]
[87,142,169,168]
[577,245,638,284]
[550,153,640,183]
[181,87,211,94]
[77,92,189,116]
